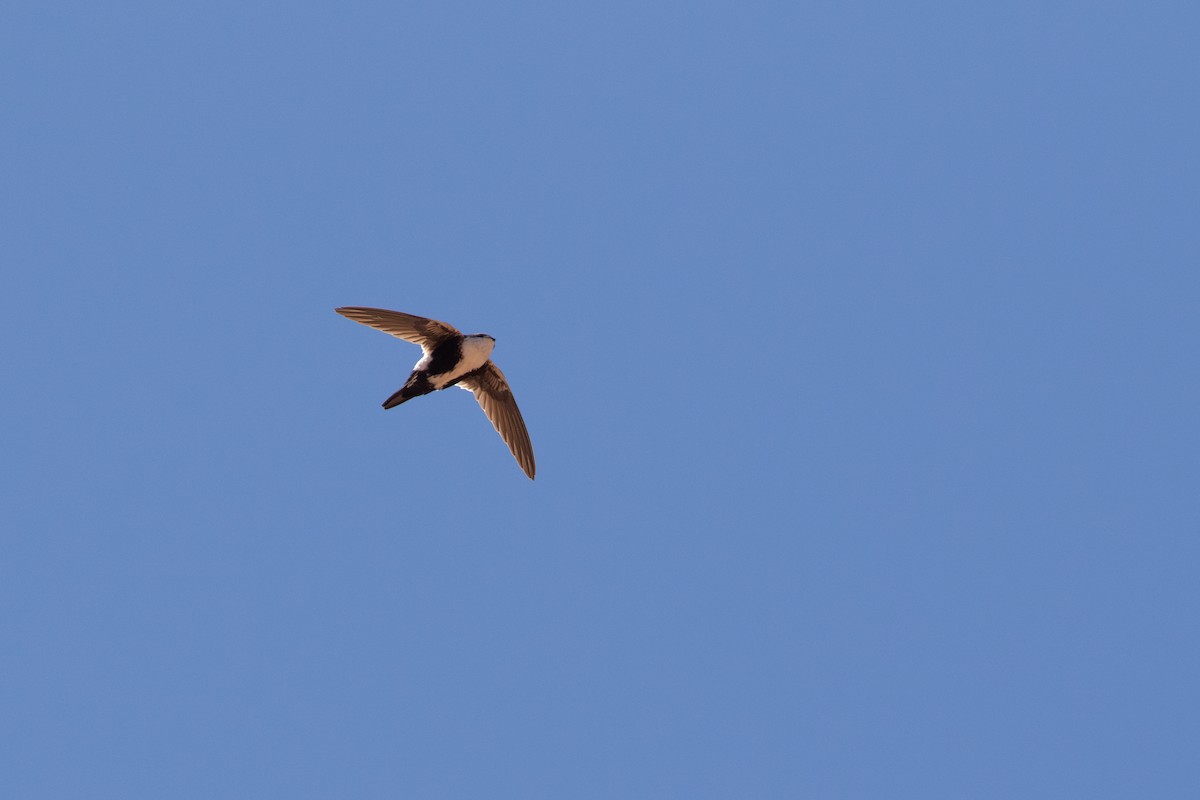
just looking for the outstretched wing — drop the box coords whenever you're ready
[334,307,460,348]
[460,362,536,480]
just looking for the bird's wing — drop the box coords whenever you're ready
[334,307,460,348]
[460,362,536,480]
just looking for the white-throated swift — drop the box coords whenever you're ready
[335,306,536,479]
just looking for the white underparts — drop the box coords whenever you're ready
[428,335,495,390]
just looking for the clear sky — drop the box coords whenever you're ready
[3,2,1198,797]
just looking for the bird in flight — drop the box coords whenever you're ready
[335,307,536,479]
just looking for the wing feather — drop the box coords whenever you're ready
[334,307,460,347]
[460,362,536,480]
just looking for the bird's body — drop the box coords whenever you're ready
[335,307,536,479]
[382,333,496,408]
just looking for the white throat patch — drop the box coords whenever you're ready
[460,335,496,366]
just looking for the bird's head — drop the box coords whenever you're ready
[464,333,496,358]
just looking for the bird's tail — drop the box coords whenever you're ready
[382,374,432,409]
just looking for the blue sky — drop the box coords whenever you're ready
[3,1,1198,797]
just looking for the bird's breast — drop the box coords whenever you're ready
[428,336,494,389]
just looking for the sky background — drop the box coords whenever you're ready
[3,1,1199,797]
